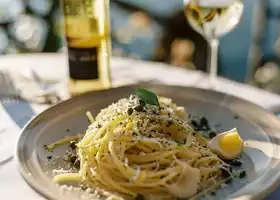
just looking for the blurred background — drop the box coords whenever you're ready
[0,0,280,93]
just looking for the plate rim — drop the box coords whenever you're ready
[14,84,280,200]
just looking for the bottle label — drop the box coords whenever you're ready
[68,47,99,80]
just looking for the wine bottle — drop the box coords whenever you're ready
[62,0,111,96]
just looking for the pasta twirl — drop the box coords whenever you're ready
[52,93,230,200]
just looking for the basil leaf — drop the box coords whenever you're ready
[136,88,159,106]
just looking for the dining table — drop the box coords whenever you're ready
[1,53,280,200]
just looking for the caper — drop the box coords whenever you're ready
[134,105,143,112]
[127,107,133,115]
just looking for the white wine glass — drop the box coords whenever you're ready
[184,0,244,88]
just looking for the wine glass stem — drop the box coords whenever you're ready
[208,39,220,78]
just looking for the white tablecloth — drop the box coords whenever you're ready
[1,53,280,200]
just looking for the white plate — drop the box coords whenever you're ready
[15,84,280,200]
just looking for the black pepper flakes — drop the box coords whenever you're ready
[43,145,49,151]
[200,117,210,130]
[134,105,143,112]
[177,140,186,146]
[239,171,247,178]
[209,131,217,139]
[97,124,102,128]
[214,123,222,128]
[200,117,208,126]
[69,141,77,150]
[221,168,231,178]
[211,191,216,196]
[47,156,52,160]
[225,178,233,184]
[234,115,239,119]
[74,159,81,168]
[66,128,70,132]
[127,107,134,115]
[221,165,232,178]
[167,121,173,127]
[80,185,87,191]
[190,120,199,129]
[69,155,78,164]
[230,159,243,167]
[135,194,145,200]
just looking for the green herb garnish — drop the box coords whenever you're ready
[136,88,159,106]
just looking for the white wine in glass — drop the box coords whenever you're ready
[184,0,244,79]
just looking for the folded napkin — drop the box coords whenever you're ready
[0,68,67,104]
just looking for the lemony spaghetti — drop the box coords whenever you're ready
[51,89,233,200]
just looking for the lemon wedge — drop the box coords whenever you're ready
[208,128,244,160]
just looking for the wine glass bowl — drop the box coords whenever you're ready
[184,0,244,79]
[184,0,244,39]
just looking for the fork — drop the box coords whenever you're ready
[29,69,62,104]
[0,70,61,104]
[0,71,36,128]
[0,70,23,104]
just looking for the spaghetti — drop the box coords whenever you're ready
[53,91,230,200]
